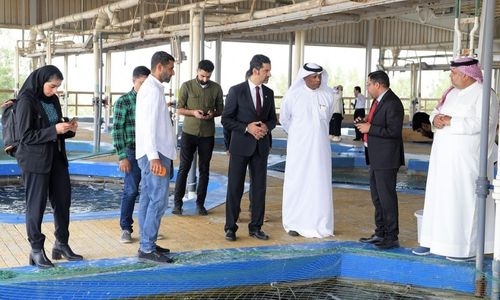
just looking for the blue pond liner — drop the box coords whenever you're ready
[0,159,229,224]
[0,241,487,299]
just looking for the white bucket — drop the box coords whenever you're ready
[414,209,423,244]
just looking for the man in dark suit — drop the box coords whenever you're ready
[221,54,277,241]
[355,70,405,250]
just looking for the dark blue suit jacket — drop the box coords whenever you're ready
[366,88,405,169]
[221,81,277,157]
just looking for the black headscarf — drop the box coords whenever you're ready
[17,65,64,103]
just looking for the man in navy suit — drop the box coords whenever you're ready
[355,70,405,250]
[221,54,277,241]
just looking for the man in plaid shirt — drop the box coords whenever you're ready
[112,66,150,243]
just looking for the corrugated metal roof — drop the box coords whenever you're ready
[0,0,497,57]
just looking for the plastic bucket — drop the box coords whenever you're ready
[414,209,423,244]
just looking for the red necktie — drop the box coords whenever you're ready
[363,99,378,143]
[255,86,262,116]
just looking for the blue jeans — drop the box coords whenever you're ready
[137,153,171,253]
[119,147,141,233]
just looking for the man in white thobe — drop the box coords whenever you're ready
[414,57,499,261]
[279,63,334,238]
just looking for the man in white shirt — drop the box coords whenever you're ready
[135,51,177,263]
[352,86,367,141]
[329,85,344,142]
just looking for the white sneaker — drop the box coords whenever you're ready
[120,230,132,243]
[446,256,475,262]
[411,246,430,256]
[332,136,342,142]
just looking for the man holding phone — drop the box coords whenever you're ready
[172,59,224,216]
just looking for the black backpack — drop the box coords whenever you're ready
[1,99,18,157]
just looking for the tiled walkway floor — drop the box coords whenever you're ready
[0,128,429,269]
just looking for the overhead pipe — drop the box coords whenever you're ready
[32,0,138,32]
[28,0,139,51]
[92,0,365,38]
[468,0,480,57]
[23,0,400,59]
[108,0,243,30]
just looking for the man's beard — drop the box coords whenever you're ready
[162,74,171,83]
[197,78,208,86]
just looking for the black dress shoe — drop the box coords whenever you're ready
[29,249,54,268]
[288,230,300,237]
[249,230,269,240]
[359,234,384,244]
[52,241,83,261]
[374,239,400,250]
[155,245,170,253]
[225,230,236,241]
[197,206,208,216]
[172,206,182,215]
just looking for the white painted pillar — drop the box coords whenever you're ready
[186,9,202,199]
[14,46,19,97]
[103,52,112,133]
[92,31,102,152]
[292,30,305,80]
[63,55,68,117]
[364,19,374,105]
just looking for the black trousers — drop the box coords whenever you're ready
[23,152,71,250]
[224,150,267,233]
[329,113,343,136]
[353,108,366,139]
[369,167,400,241]
[174,132,215,208]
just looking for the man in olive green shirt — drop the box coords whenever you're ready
[172,59,224,215]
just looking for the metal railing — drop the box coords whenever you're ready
[1,89,440,118]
